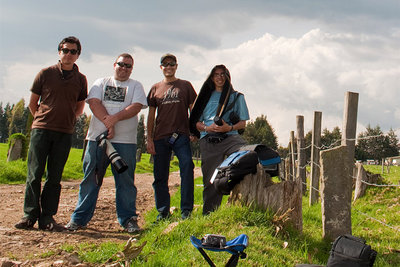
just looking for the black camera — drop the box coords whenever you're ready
[201,234,227,248]
[213,115,223,126]
[96,131,128,174]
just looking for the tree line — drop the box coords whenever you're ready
[0,100,278,153]
[1,100,397,162]
[300,125,399,163]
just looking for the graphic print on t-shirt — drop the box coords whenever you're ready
[104,85,126,102]
[162,86,180,105]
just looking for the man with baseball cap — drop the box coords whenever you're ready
[146,53,197,220]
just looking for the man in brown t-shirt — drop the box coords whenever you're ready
[15,36,88,231]
[147,53,197,220]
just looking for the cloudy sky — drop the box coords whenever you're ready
[1,0,399,145]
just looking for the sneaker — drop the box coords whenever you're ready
[124,217,141,233]
[156,213,171,222]
[181,211,191,220]
[39,217,65,232]
[65,221,84,231]
[15,217,36,229]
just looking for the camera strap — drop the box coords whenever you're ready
[218,92,242,119]
[95,140,108,186]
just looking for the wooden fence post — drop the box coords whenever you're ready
[341,91,359,162]
[309,111,322,205]
[290,131,296,181]
[296,115,306,195]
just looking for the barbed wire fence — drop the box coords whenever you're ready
[282,93,399,237]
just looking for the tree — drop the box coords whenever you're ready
[137,114,146,153]
[355,125,398,162]
[242,115,278,149]
[0,102,12,142]
[8,99,28,136]
[321,126,341,149]
[303,127,341,162]
[0,103,7,142]
[72,113,89,148]
[386,128,399,157]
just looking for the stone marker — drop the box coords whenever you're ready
[320,145,352,240]
[353,163,379,202]
[7,138,23,162]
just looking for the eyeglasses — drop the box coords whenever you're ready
[61,48,78,55]
[213,73,226,78]
[161,62,176,67]
[116,62,133,68]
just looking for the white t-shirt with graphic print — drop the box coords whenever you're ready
[86,77,147,144]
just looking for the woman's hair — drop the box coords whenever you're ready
[208,64,231,89]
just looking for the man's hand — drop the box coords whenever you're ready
[208,120,231,133]
[107,127,115,139]
[103,114,118,129]
[146,139,156,155]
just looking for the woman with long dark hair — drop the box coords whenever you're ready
[190,65,249,214]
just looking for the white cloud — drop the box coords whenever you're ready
[1,1,399,146]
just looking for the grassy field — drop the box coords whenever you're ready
[60,166,399,266]
[0,143,199,184]
[2,143,399,265]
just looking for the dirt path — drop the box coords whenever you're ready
[0,168,202,265]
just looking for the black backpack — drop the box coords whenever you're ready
[327,234,377,267]
[240,144,281,177]
[212,150,259,195]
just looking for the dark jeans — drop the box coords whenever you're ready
[153,134,194,216]
[199,134,246,215]
[23,128,72,223]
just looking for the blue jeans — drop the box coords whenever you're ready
[153,134,194,216]
[70,141,137,227]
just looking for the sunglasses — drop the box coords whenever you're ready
[61,48,78,55]
[213,73,226,78]
[161,62,176,67]
[116,62,133,68]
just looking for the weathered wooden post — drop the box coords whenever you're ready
[341,91,359,164]
[280,160,286,181]
[229,165,303,232]
[290,131,296,181]
[309,111,322,205]
[296,115,306,195]
[285,157,291,181]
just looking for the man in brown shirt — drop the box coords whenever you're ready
[147,53,197,220]
[15,36,87,231]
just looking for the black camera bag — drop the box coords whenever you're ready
[327,234,377,267]
[240,144,281,177]
[213,150,259,195]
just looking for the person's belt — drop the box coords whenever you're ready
[205,133,228,144]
